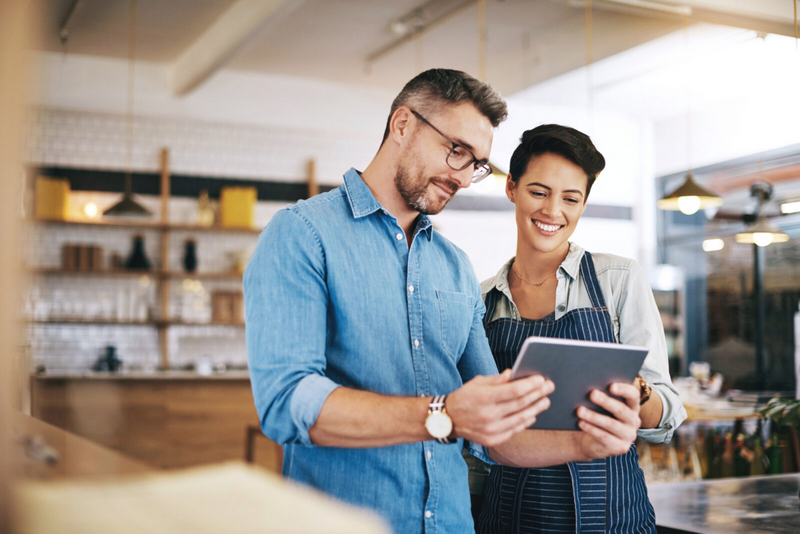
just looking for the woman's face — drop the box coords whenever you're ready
[507,152,588,257]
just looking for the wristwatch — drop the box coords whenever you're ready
[636,374,652,406]
[425,395,456,444]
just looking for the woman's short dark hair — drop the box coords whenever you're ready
[508,124,605,199]
[381,69,507,144]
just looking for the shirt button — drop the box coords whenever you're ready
[395,233,403,240]
[408,285,414,293]
[425,511,433,519]
[427,450,432,460]
[414,339,420,348]
[557,304,566,312]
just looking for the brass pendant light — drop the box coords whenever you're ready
[658,16,722,216]
[735,182,788,247]
[104,0,152,218]
[657,172,723,215]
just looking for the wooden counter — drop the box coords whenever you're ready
[650,474,800,533]
[30,373,282,472]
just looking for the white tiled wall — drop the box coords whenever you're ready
[25,107,378,183]
[23,106,379,372]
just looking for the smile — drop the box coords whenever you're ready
[534,220,563,233]
[431,180,456,198]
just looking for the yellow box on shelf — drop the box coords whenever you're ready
[219,186,256,229]
[35,176,70,221]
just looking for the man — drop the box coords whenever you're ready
[244,69,641,533]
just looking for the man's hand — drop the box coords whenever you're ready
[447,369,554,448]
[576,382,641,460]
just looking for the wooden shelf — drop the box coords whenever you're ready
[31,218,262,235]
[26,317,245,327]
[28,268,244,280]
[28,151,259,369]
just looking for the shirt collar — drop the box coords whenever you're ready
[343,168,382,218]
[560,242,585,280]
[342,167,434,241]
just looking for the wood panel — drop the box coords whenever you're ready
[31,377,282,473]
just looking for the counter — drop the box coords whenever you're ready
[30,373,281,472]
[650,474,800,533]
[33,370,250,380]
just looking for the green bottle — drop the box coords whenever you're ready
[766,427,783,475]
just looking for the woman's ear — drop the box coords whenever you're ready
[505,175,516,203]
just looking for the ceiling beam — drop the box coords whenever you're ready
[599,0,799,37]
[170,0,307,96]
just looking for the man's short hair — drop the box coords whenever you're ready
[381,69,508,143]
[508,124,605,200]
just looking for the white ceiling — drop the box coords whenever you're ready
[35,0,798,97]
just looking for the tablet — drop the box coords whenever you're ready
[511,336,648,431]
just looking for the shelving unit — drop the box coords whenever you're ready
[27,148,259,369]
[27,318,245,327]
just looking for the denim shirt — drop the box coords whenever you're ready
[481,243,687,444]
[244,168,498,534]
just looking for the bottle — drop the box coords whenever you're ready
[183,239,198,272]
[734,433,751,477]
[721,432,734,478]
[695,426,708,478]
[708,430,722,479]
[125,235,152,270]
[750,437,766,476]
[766,424,783,475]
[197,189,214,227]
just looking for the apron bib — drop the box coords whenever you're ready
[476,252,656,534]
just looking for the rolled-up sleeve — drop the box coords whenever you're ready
[618,260,687,444]
[244,208,339,445]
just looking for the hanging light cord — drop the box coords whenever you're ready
[477,0,486,81]
[124,0,137,196]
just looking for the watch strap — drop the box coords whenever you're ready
[430,395,456,444]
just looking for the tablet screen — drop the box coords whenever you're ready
[511,336,648,431]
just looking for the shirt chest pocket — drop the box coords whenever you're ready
[436,290,474,360]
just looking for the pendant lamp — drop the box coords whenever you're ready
[104,0,151,218]
[735,218,789,247]
[657,172,723,215]
[734,182,788,247]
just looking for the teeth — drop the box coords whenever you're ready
[535,221,560,233]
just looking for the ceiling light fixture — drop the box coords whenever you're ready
[702,238,724,252]
[780,199,800,214]
[104,0,152,218]
[657,172,723,215]
[734,182,789,247]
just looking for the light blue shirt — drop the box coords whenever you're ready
[244,168,498,534]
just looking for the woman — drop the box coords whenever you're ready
[474,125,686,533]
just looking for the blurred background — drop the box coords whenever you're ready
[4,0,800,529]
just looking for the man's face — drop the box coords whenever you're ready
[395,102,494,215]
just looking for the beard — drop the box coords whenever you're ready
[394,158,458,215]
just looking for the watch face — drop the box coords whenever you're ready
[425,411,453,439]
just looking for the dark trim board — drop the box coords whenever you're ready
[31,167,336,202]
[30,166,632,218]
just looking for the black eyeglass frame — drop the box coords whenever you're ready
[410,110,493,183]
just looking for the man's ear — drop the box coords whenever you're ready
[505,175,517,203]
[389,107,414,146]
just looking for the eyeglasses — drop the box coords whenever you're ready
[410,110,493,183]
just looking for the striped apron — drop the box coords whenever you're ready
[476,252,656,534]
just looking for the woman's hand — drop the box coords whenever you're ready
[576,382,641,460]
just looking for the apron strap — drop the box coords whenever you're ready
[483,287,500,328]
[579,251,608,310]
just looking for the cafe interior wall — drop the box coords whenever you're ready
[28,49,648,287]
